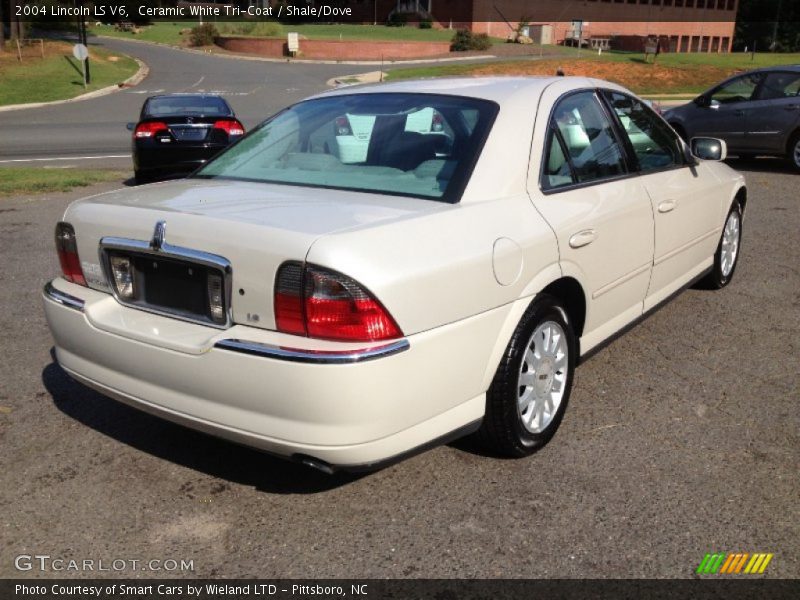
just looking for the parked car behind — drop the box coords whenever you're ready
[664,66,800,170]
[128,94,245,184]
[45,78,746,472]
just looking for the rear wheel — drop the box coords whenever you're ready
[478,295,576,457]
[788,133,800,172]
[134,170,152,185]
[700,200,743,289]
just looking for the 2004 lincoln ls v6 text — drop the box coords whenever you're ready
[43,77,746,473]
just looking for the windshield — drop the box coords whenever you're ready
[144,96,232,117]
[194,93,498,202]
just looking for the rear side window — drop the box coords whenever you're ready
[542,91,627,190]
[603,91,684,172]
[144,96,231,117]
[757,72,800,100]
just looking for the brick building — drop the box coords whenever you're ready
[348,0,739,53]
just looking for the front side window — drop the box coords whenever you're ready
[195,93,498,202]
[604,91,684,172]
[542,91,627,190]
[709,74,761,105]
[757,72,800,101]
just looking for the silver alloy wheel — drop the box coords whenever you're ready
[517,320,569,434]
[794,139,800,168]
[720,210,741,278]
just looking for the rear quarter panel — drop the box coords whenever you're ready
[305,193,560,337]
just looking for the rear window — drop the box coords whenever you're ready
[144,96,231,117]
[194,93,498,202]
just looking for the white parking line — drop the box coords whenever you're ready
[0,155,130,164]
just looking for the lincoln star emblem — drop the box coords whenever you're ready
[150,221,167,251]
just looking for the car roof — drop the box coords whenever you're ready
[748,64,800,73]
[145,93,230,101]
[313,76,628,105]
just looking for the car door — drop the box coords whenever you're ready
[601,90,726,310]
[694,72,763,151]
[744,70,800,153]
[530,88,655,350]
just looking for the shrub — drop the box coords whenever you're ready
[419,19,433,30]
[387,13,408,27]
[189,23,218,47]
[450,29,492,51]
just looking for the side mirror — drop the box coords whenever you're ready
[690,137,728,161]
[126,122,135,131]
[694,95,708,108]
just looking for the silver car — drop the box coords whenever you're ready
[664,66,800,171]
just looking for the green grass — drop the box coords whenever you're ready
[91,21,459,45]
[385,50,800,95]
[558,48,800,69]
[90,21,190,45]
[0,168,127,196]
[0,41,138,106]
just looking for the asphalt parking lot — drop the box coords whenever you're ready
[0,158,797,579]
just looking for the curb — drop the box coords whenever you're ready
[96,35,497,66]
[0,57,149,113]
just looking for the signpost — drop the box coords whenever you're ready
[287,32,299,57]
[73,43,89,88]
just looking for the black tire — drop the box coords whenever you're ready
[788,132,800,172]
[478,294,577,457]
[134,170,152,185]
[699,200,743,290]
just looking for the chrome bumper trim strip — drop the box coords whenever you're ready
[214,338,410,364]
[43,281,85,312]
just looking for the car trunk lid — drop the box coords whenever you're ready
[65,179,445,332]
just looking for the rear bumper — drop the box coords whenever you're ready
[43,279,493,469]
[133,144,227,173]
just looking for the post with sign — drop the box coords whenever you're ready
[287,32,299,58]
[77,3,90,83]
[73,43,89,89]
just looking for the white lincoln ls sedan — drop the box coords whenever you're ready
[43,77,746,473]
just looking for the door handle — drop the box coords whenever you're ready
[734,110,745,117]
[569,229,596,249]
[658,199,678,213]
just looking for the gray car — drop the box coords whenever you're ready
[664,66,800,171]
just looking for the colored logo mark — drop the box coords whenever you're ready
[696,552,774,574]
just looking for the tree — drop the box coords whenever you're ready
[0,0,5,51]
[735,0,800,52]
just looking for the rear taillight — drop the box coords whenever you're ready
[55,222,86,286]
[213,119,245,137]
[275,263,402,343]
[335,116,352,136]
[134,121,168,138]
